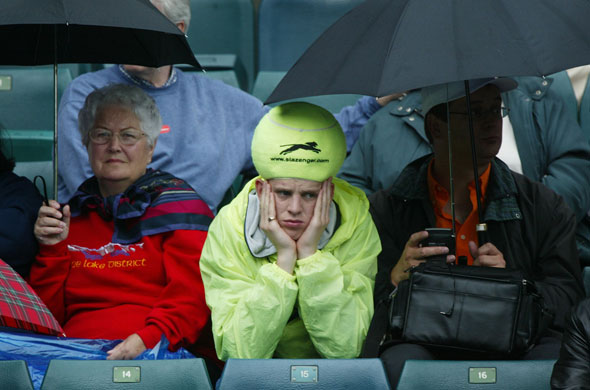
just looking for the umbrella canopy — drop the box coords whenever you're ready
[0,0,200,68]
[0,0,201,198]
[0,259,65,337]
[267,0,590,103]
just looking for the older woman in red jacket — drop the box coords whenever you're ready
[30,84,214,361]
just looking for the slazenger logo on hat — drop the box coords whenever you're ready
[279,142,321,155]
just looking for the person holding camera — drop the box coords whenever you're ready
[365,78,584,386]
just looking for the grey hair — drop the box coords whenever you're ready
[78,84,162,148]
[151,0,191,30]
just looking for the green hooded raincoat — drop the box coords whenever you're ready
[200,177,380,360]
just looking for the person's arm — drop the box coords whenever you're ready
[532,190,585,330]
[0,176,43,277]
[240,104,269,178]
[57,89,94,203]
[369,191,403,306]
[338,119,378,195]
[200,213,299,360]
[28,201,71,323]
[27,241,71,324]
[338,94,431,195]
[333,96,382,153]
[536,95,590,222]
[295,199,381,358]
[550,299,590,389]
[139,229,211,350]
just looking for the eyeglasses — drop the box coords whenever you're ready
[89,128,146,146]
[449,106,510,120]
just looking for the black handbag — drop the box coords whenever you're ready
[388,262,554,356]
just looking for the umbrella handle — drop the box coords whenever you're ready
[33,175,63,220]
[464,81,488,245]
[476,223,489,245]
[33,175,49,206]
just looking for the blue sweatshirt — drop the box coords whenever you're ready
[57,66,379,211]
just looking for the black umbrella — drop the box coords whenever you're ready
[0,0,201,197]
[266,0,590,103]
[1,0,199,67]
[267,0,590,245]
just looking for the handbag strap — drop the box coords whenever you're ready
[361,296,393,358]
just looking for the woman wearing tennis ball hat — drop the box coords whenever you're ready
[200,102,381,360]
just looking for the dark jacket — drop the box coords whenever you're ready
[369,155,584,335]
[340,77,590,265]
[551,298,590,389]
[0,171,43,277]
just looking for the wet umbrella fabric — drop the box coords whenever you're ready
[0,259,65,337]
[267,0,590,103]
[0,0,200,68]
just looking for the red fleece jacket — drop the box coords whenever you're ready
[29,211,211,354]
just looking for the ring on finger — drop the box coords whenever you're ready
[268,216,275,222]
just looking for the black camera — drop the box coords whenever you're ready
[419,228,456,263]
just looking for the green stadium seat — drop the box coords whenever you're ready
[257,0,364,72]
[217,358,390,389]
[0,360,34,390]
[40,359,212,390]
[396,359,556,390]
[178,54,242,89]
[1,129,52,163]
[187,0,255,91]
[60,64,99,79]
[583,266,590,297]
[251,70,364,112]
[255,0,365,110]
[0,66,72,130]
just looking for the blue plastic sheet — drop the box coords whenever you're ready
[0,330,195,389]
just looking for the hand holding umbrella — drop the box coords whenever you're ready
[34,200,71,247]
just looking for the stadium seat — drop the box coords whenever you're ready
[255,0,364,110]
[217,358,390,390]
[583,266,590,297]
[257,0,363,72]
[177,54,242,89]
[1,129,52,163]
[0,360,34,390]
[251,70,363,112]
[60,64,99,79]
[40,358,212,390]
[396,359,556,390]
[0,66,73,130]
[187,0,255,91]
